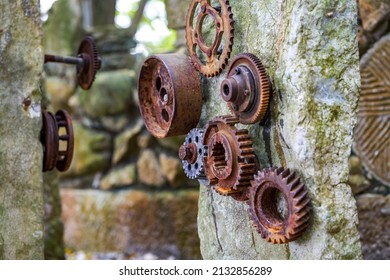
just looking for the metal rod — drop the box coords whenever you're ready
[44,54,84,66]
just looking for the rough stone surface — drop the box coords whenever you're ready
[43,172,65,259]
[100,164,137,190]
[63,123,112,177]
[356,194,390,259]
[198,0,362,259]
[137,149,165,187]
[45,77,75,112]
[61,189,201,259]
[159,153,187,187]
[43,0,82,56]
[112,119,144,165]
[165,0,192,29]
[77,70,137,118]
[0,0,44,259]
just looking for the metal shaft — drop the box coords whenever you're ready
[44,54,84,66]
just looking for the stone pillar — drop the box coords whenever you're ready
[198,0,362,259]
[0,1,44,259]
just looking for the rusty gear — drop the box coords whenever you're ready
[179,128,207,180]
[138,54,202,138]
[221,53,271,124]
[77,36,101,90]
[41,109,74,172]
[186,0,234,77]
[248,167,311,244]
[55,110,74,172]
[203,115,256,200]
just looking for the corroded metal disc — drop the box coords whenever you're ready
[354,34,390,186]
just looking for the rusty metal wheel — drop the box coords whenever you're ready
[186,0,234,77]
[248,167,311,244]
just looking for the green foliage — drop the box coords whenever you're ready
[116,0,176,54]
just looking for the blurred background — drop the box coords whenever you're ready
[39,0,390,260]
[41,0,200,260]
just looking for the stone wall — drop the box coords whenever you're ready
[197,0,362,259]
[0,0,44,259]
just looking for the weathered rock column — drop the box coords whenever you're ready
[0,1,44,259]
[198,0,362,259]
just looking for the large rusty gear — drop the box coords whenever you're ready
[221,53,271,124]
[138,54,202,138]
[186,0,234,77]
[77,36,101,90]
[248,167,311,244]
[203,115,256,200]
[179,128,208,180]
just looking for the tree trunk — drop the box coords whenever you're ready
[197,0,363,259]
[0,0,44,259]
[92,0,116,27]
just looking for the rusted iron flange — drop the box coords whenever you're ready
[186,0,234,77]
[41,109,74,172]
[203,115,256,201]
[248,167,311,244]
[138,54,202,138]
[221,53,271,124]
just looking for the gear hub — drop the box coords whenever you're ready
[179,128,207,180]
[203,115,256,201]
[138,54,202,138]
[41,109,74,172]
[221,53,271,124]
[186,0,234,77]
[248,167,311,244]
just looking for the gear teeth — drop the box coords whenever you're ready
[203,115,256,199]
[180,128,207,181]
[247,167,311,244]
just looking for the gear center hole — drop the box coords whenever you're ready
[211,142,227,171]
[200,14,217,50]
[261,188,288,225]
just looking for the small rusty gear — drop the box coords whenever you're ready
[41,109,74,172]
[248,167,311,244]
[221,53,271,124]
[138,54,202,138]
[203,115,256,200]
[179,128,208,180]
[186,0,234,77]
[77,36,101,90]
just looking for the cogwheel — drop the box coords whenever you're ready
[77,36,101,90]
[248,167,311,244]
[186,0,235,77]
[203,115,256,200]
[179,128,208,180]
[221,53,271,124]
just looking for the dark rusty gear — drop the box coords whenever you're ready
[138,54,202,138]
[55,110,74,172]
[77,36,101,90]
[186,0,234,77]
[221,53,271,124]
[41,109,74,172]
[203,115,256,200]
[248,167,311,244]
[41,110,59,172]
[179,128,207,180]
